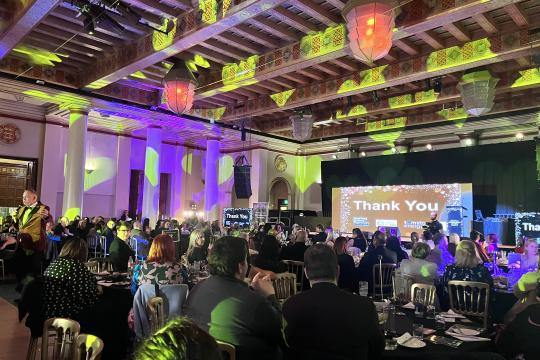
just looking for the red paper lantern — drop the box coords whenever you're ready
[342,0,396,65]
[163,62,197,114]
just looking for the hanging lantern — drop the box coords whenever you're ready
[342,0,396,65]
[163,61,198,115]
[458,69,499,117]
[291,114,313,142]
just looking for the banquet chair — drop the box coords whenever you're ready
[87,258,113,273]
[411,283,436,307]
[372,264,395,300]
[86,235,103,258]
[40,318,81,360]
[272,273,296,304]
[447,280,491,329]
[147,297,165,334]
[216,340,236,360]
[71,334,104,360]
[85,261,99,274]
[393,273,415,302]
[282,260,304,291]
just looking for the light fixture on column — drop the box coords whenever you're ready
[163,60,198,115]
[516,132,524,141]
[458,69,499,116]
[291,107,313,142]
[342,0,397,65]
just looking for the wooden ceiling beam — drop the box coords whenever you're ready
[231,87,260,98]
[233,24,282,49]
[121,0,182,19]
[472,13,498,35]
[292,0,342,26]
[324,0,346,11]
[249,16,300,42]
[443,22,471,43]
[26,33,101,58]
[199,40,249,61]
[34,24,111,52]
[42,17,123,46]
[503,3,528,27]
[214,33,262,54]
[416,31,445,50]
[331,58,358,72]
[297,69,324,81]
[281,73,310,85]
[394,39,420,55]
[268,7,319,34]
[187,47,235,65]
[383,50,398,63]
[220,91,248,102]
[22,38,94,64]
[256,81,283,93]
[312,63,341,77]
[515,57,531,67]
[0,0,62,59]
[268,77,296,89]
[247,84,272,94]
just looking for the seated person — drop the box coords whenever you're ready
[447,233,460,257]
[283,243,384,360]
[386,236,409,264]
[334,236,357,293]
[184,236,283,360]
[426,233,454,273]
[398,242,437,285]
[43,237,98,320]
[497,283,540,360]
[280,229,308,262]
[351,228,368,252]
[251,235,287,274]
[520,239,539,271]
[486,233,499,254]
[186,229,207,264]
[135,317,221,360]
[131,234,186,295]
[109,221,135,272]
[471,230,490,263]
[358,231,397,294]
[311,224,327,244]
[505,256,540,324]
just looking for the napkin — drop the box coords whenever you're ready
[445,331,490,342]
[442,309,466,319]
[396,332,425,347]
[402,302,415,309]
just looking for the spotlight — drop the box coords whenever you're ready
[391,147,397,154]
[426,143,433,150]
[83,15,95,35]
[516,132,524,141]
[462,138,474,147]
[332,154,338,159]
[360,151,366,157]
[432,78,442,94]
[424,78,431,92]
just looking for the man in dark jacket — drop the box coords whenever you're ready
[283,243,384,360]
[109,221,135,272]
[184,236,283,360]
[311,224,327,243]
[280,230,308,262]
[359,230,397,294]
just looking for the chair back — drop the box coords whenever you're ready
[71,334,104,360]
[282,260,304,291]
[393,272,415,302]
[372,264,395,299]
[216,340,236,360]
[411,283,436,307]
[147,297,165,333]
[40,318,80,360]
[87,258,113,273]
[85,261,99,274]
[447,280,491,329]
[272,272,296,303]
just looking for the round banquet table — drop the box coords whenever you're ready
[381,309,497,360]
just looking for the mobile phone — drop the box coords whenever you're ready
[425,335,463,348]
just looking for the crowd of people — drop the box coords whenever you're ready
[1,191,539,360]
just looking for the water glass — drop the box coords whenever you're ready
[385,338,398,350]
[383,304,396,334]
[358,281,369,297]
[414,302,425,318]
[435,314,446,331]
[412,324,424,340]
[425,305,436,319]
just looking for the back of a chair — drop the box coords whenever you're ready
[411,283,436,307]
[272,272,296,303]
[393,273,415,302]
[282,260,304,291]
[71,334,104,360]
[41,318,81,360]
[216,340,236,360]
[87,258,112,273]
[372,264,395,299]
[147,297,165,333]
[447,280,490,329]
[85,261,99,274]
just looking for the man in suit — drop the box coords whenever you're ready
[358,230,397,294]
[1,189,50,290]
[280,229,308,262]
[283,243,384,360]
[109,221,135,272]
[311,224,327,243]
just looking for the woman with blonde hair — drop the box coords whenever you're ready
[447,233,460,257]
[186,229,207,264]
[520,239,539,271]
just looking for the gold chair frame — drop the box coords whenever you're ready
[282,260,304,291]
[272,272,296,304]
[216,340,236,360]
[447,280,491,329]
[372,264,395,299]
[72,334,104,360]
[147,297,165,334]
[40,317,80,360]
[411,283,437,307]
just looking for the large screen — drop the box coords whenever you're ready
[332,183,473,237]
[223,208,252,228]
[515,212,540,242]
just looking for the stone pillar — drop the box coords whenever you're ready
[141,126,162,227]
[62,108,88,220]
[113,135,132,217]
[204,139,220,221]
[249,148,268,207]
[170,145,185,219]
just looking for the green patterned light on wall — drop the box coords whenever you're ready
[366,116,406,147]
[270,89,295,107]
[300,24,346,59]
[189,106,226,122]
[198,0,231,25]
[221,55,259,91]
[438,107,469,128]
[152,18,177,51]
[338,65,387,94]
[12,45,64,66]
[388,89,439,109]
[511,68,540,88]
[426,38,496,72]
[295,156,322,193]
[336,104,367,119]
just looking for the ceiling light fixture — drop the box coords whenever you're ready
[360,151,366,157]
[426,143,433,150]
[516,132,524,141]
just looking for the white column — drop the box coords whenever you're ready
[249,148,268,207]
[204,139,220,221]
[141,126,162,227]
[113,135,132,217]
[41,123,64,218]
[62,108,88,220]
[170,145,185,219]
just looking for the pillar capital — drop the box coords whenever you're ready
[68,107,90,115]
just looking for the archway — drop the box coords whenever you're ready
[268,177,293,210]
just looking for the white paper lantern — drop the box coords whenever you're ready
[458,70,499,117]
[291,114,313,142]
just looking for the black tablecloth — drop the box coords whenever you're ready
[492,289,517,324]
[382,309,496,360]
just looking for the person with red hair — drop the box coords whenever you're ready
[131,234,186,294]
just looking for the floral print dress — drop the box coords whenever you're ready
[131,261,187,294]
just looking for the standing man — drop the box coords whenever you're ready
[1,189,50,290]
[109,221,135,272]
[427,211,443,236]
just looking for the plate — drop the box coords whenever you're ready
[397,337,426,348]
[448,325,480,336]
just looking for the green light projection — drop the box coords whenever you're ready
[338,65,388,94]
[388,90,439,109]
[198,0,231,25]
[366,117,407,149]
[189,106,226,121]
[218,155,234,185]
[299,24,346,59]
[23,90,90,110]
[336,104,367,119]
[84,157,116,191]
[438,107,469,128]
[295,156,322,193]
[426,38,495,72]
[152,18,177,51]
[270,89,295,107]
[64,207,80,221]
[130,71,147,79]
[85,79,112,90]
[181,153,193,174]
[145,148,159,186]
[187,54,211,71]
[12,45,64,66]
[511,68,540,88]
[222,55,259,91]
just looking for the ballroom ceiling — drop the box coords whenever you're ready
[0,0,539,151]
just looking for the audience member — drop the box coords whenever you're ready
[422,230,435,250]
[486,233,499,254]
[426,233,454,273]
[410,232,419,244]
[103,219,116,254]
[471,230,489,263]
[109,221,135,272]
[131,234,185,295]
[283,243,384,360]
[131,221,150,259]
[386,236,408,263]
[43,237,98,320]
[359,231,397,293]
[274,223,287,243]
[252,235,287,273]
[312,224,327,243]
[447,233,460,257]
[184,236,283,360]
[399,242,437,285]
[280,229,308,262]
[520,239,539,271]
[505,255,540,323]
[351,228,368,252]
[334,236,357,293]
[186,229,207,264]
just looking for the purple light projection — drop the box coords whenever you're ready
[204,139,220,221]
